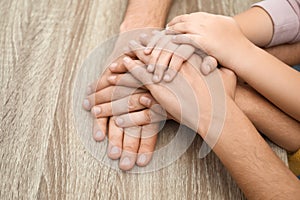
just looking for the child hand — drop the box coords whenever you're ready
[166,12,254,70]
[143,30,218,82]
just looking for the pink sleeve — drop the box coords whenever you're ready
[252,0,300,47]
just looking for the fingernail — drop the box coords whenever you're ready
[163,74,171,82]
[144,47,151,54]
[140,96,151,107]
[92,106,101,116]
[107,75,117,82]
[115,117,124,126]
[153,75,159,83]
[123,57,131,63]
[95,130,104,139]
[202,64,211,75]
[138,154,147,164]
[110,146,120,155]
[86,85,92,95]
[147,64,154,72]
[121,157,131,166]
[83,99,91,110]
[109,63,117,70]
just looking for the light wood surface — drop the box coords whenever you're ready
[1,0,288,199]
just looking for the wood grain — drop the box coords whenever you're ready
[0,0,287,199]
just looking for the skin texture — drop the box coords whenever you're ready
[86,23,300,171]
[84,63,164,169]
[120,0,173,32]
[233,6,273,47]
[84,34,218,170]
[265,42,300,66]
[144,30,218,82]
[235,83,300,152]
[121,55,300,199]
[83,0,174,171]
[82,2,300,198]
[104,71,300,153]
[85,2,300,173]
[92,36,300,166]
[167,11,300,121]
[234,7,300,66]
[107,38,300,154]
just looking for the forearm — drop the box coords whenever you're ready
[234,0,300,48]
[233,43,300,122]
[120,0,173,32]
[265,42,300,66]
[201,98,300,199]
[235,83,300,152]
[234,5,300,66]
[233,7,273,47]
[108,0,172,72]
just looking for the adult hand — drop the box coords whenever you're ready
[84,68,167,170]
[144,30,218,81]
[83,29,170,171]
[119,55,236,140]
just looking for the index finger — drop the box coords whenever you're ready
[87,57,127,95]
[144,30,164,54]
[167,14,190,27]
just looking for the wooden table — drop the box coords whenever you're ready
[1,0,288,199]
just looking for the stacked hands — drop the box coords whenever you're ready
[82,12,242,171]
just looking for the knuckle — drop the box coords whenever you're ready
[175,49,187,60]
[139,141,155,151]
[125,126,141,137]
[123,142,138,152]
[143,109,152,123]
[128,96,138,110]
[170,55,183,67]
[141,126,158,139]
[113,74,121,84]
[108,136,121,146]
[161,50,173,61]
[156,63,167,73]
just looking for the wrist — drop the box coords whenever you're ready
[120,10,167,33]
[119,0,172,33]
[233,7,273,47]
[225,39,258,74]
[120,20,163,33]
[197,97,236,147]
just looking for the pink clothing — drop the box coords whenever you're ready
[253,0,300,47]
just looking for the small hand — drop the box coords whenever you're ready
[130,31,218,83]
[144,30,195,82]
[166,12,253,70]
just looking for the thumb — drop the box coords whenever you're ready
[172,34,202,50]
[200,56,218,75]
